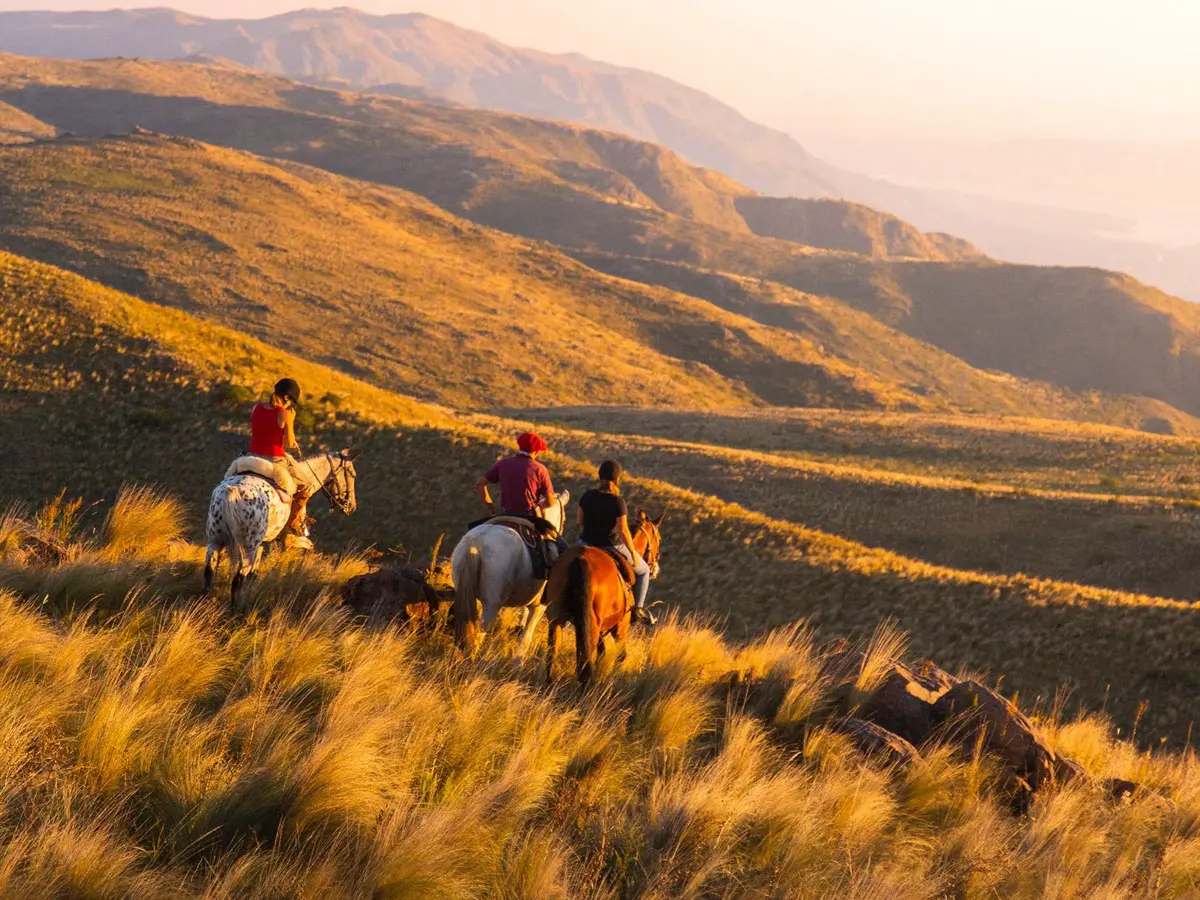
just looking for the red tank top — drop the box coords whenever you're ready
[249,404,286,457]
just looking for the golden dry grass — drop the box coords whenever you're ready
[0,541,1193,898]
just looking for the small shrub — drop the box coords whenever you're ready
[218,382,257,407]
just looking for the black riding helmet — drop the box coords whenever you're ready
[274,378,302,407]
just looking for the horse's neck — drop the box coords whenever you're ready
[294,454,333,491]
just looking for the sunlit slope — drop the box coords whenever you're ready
[736,196,980,261]
[6,55,1200,421]
[0,134,941,411]
[568,253,1200,434]
[3,134,1196,427]
[0,99,53,143]
[506,413,1200,600]
[4,250,1200,741]
[0,54,977,262]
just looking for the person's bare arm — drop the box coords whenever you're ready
[475,477,494,509]
[618,515,637,550]
[282,408,299,452]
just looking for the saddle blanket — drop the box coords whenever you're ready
[226,456,295,500]
[600,547,637,587]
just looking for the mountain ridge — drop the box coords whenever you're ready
[0,5,1158,279]
[2,56,1200,430]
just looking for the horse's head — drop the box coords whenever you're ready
[544,489,570,533]
[635,508,666,579]
[328,448,360,515]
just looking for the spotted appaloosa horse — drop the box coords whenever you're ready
[452,492,570,656]
[544,511,665,685]
[204,450,359,610]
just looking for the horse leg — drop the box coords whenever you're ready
[228,543,245,612]
[517,604,547,659]
[513,605,530,637]
[245,544,264,592]
[614,616,631,668]
[477,570,514,644]
[546,620,560,685]
[203,545,218,593]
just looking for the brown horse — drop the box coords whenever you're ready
[544,512,665,685]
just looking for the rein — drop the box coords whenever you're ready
[299,452,354,515]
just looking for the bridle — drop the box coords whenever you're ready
[633,519,662,573]
[301,452,356,516]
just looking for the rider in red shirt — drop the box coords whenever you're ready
[475,432,558,520]
[249,378,310,536]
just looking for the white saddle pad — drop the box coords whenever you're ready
[226,456,295,499]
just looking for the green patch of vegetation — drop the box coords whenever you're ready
[52,162,172,195]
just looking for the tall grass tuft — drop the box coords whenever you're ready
[100,485,186,560]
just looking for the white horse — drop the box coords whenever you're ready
[204,450,359,610]
[452,492,570,656]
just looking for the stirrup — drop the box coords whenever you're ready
[631,606,657,626]
[282,533,314,552]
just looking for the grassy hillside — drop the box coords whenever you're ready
[6,133,1188,429]
[6,256,1200,896]
[5,56,1200,422]
[1,133,932,412]
[521,406,1200,497]
[0,99,52,143]
[515,415,1200,600]
[568,252,1200,434]
[9,249,1200,746]
[0,561,1196,898]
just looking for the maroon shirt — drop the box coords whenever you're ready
[485,452,553,515]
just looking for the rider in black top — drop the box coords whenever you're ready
[577,460,652,623]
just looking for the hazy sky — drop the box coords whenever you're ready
[1,0,1197,141]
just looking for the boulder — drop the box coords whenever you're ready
[341,566,444,627]
[856,660,957,746]
[934,680,1082,793]
[834,716,922,768]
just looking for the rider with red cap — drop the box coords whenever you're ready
[475,432,559,524]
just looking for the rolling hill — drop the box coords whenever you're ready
[0,132,916,412]
[2,6,1193,304]
[3,55,1200,429]
[4,131,1192,432]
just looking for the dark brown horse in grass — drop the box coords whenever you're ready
[544,511,664,685]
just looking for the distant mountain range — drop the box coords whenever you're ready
[1,6,1196,300]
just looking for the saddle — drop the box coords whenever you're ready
[468,514,563,581]
[226,456,295,502]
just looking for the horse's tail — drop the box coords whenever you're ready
[454,542,483,651]
[568,555,599,686]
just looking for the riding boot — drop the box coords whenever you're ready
[286,487,312,536]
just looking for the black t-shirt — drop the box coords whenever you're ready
[579,488,627,547]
